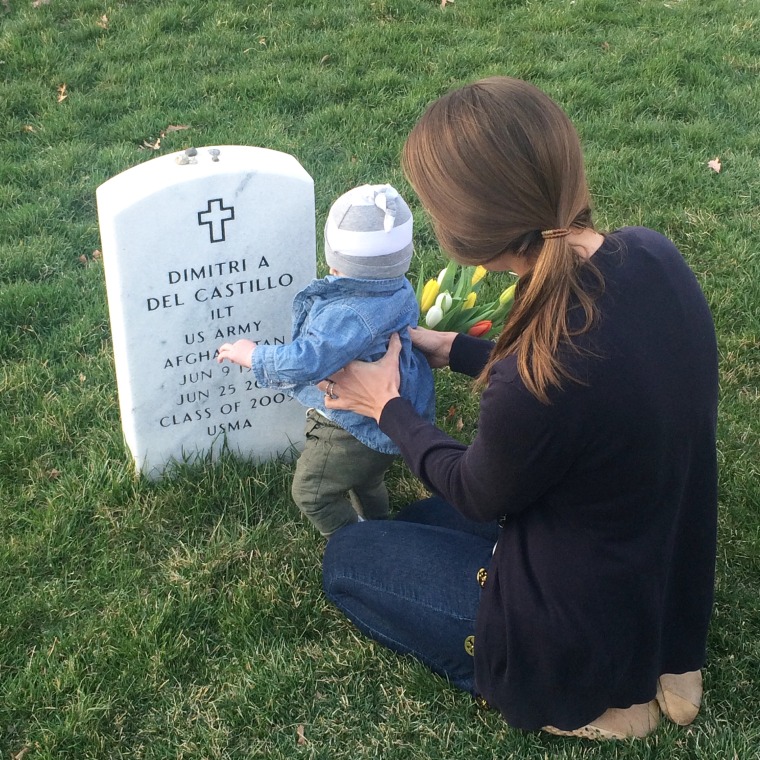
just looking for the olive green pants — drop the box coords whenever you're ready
[291,409,396,538]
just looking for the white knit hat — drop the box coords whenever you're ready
[324,184,413,279]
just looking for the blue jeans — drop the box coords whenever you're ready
[322,497,499,693]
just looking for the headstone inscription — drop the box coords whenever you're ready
[97,146,316,478]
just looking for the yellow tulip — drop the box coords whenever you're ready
[499,283,517,305]
[471,266,487,285]
[420,279,440,312]
[463,291,477,309]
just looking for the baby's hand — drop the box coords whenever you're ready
[217,339,256,368]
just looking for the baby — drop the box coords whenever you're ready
[217,184,435,537]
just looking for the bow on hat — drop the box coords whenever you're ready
[370,185,400,232]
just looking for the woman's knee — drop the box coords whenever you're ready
[323,522,365,580]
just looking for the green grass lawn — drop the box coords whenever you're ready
[1,0,759,757]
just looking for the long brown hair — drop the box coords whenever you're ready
[402,77,602,403]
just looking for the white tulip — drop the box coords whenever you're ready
[425,304,444,328]
[435,292,453,312]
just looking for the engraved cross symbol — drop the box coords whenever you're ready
[198,198,235,243]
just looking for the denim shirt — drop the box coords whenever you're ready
[251,275,436,454]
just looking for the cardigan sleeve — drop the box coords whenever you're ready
[380,359,575,522]
[449,334,494,377]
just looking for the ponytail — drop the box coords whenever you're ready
[476,227,602,403]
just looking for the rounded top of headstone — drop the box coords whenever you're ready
[97,147,314,208]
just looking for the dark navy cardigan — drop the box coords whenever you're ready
[380,227,718,730]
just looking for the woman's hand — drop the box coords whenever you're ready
[217,339,255,368]
[410,326,457,369]
[319,333,403,422]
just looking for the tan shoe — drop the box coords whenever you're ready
[656,670,702,725]
[543,699,660,740]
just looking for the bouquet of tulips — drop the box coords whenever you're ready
[415,261,516,338]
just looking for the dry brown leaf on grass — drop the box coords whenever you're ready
[140,125,190,150]
[455,417,464,432]
[440,0,454,7]
[32,0,51,7]
[57,83,67,102]
[23,124,36,132]
[296,725,307,746]
[79,250,101,265]
[707,157,722,173]
[96,14,108,29]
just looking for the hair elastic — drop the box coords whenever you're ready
[541,228,570,240]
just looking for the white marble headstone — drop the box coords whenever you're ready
[97,146,316,478]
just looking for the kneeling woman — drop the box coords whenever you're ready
[319,77,718,739]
